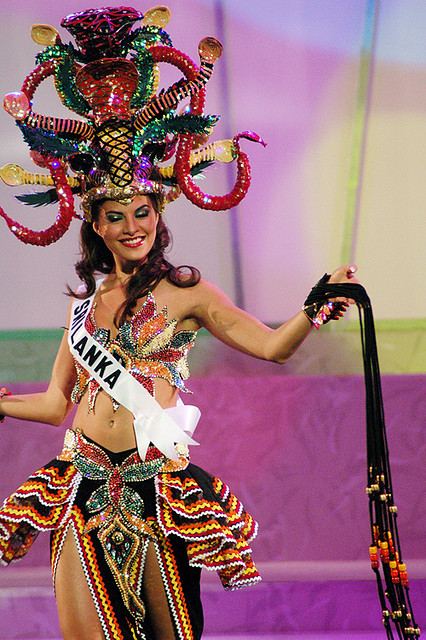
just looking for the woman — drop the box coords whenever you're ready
[0,6,358,639]
[0,189,357,639]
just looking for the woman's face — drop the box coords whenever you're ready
[93,195,159,266]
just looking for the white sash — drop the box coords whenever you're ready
[67,284,200,461]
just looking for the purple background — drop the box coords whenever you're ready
[1,374,425,636]
[1,375,425,566]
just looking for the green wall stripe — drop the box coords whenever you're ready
[1,324,424,382]
[0,320,424,342]
[0,329,64,341]
[326,318,426,332]
[0,327,210,341]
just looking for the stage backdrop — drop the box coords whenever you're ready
[0,3,425,631]
[0,1,424,375]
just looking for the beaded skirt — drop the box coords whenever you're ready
[0,429,260,640]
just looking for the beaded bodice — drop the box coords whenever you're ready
[71,291,197,412]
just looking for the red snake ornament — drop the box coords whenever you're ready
[148,45,266,210]
[1,60,80,245]
[0,160,76,246]
[175,131,266,210]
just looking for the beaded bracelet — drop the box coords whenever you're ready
[302,274,347,330]
[0,386,12,422]
[303,300,341,329]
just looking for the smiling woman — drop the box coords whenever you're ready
[0,5,360,640]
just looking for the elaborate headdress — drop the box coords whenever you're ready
[0,5,265,245]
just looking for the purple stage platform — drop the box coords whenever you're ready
[0,375,425,638]
[204,635,395,639]
[0,632,404,640]
[1,632,396,640]
[1,563,425,638]
[1,567,425,638]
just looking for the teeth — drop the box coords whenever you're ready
[122,237,144,245]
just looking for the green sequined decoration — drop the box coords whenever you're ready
[17,123,80,157]
[35,43,68,64]
[55,56,91,116]
[130,26,173,108]
[130,49,156,109]
[133,113,219,153]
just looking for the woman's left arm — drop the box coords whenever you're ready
[192,265,359,364]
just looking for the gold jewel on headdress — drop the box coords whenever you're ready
[80,178,166,221]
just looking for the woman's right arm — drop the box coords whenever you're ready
[0,305,76,427]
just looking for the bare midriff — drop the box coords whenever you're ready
[71,378,180,453]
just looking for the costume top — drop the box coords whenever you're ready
[71,291,197,411]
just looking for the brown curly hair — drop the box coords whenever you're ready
[67,195,200,327]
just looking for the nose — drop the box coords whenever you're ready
[123,213,138,235]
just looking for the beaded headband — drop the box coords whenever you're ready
[0,5,265,245]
